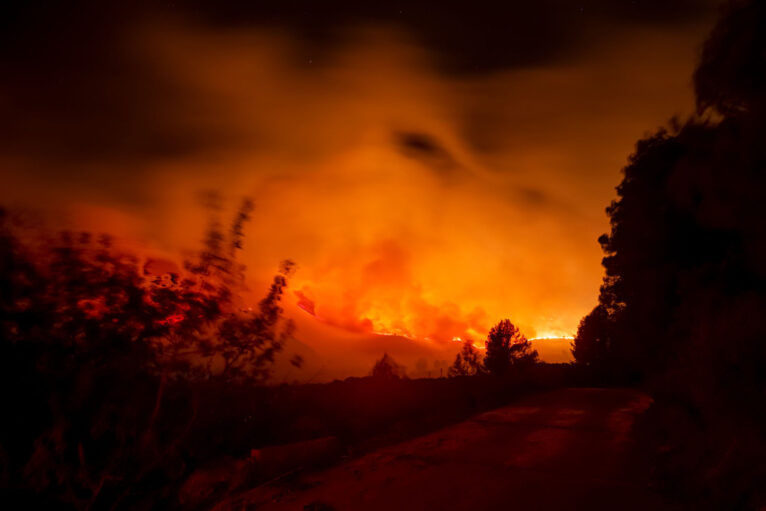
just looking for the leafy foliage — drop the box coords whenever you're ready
[0,200,294,508]
[573,1,766,505]
[571,305,612,371]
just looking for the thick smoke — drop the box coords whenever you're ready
[0,13,715,375]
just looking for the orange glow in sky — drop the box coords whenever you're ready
[0,14,714,378]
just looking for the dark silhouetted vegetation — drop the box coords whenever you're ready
[483,319,538,376]
[0,201,295,509]
[447,340,484,377]
[573,1,766,506]
[370,353,407,379]
[0,202,573,509]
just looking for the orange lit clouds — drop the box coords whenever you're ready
[0,16,713,376]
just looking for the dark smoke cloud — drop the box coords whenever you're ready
[0,0,722,352]
[0,0,717,168]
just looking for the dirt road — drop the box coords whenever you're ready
[217,388,673,510]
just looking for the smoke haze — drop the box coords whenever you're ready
[0,2,718,377]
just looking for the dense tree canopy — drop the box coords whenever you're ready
[573,0,766,505]
[694,0,766,116]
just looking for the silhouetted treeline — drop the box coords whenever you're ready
[448,319,538,377]
[573,1,766,507]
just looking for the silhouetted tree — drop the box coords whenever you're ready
[572,305,614,371]
[370,353,406,379]
[483,320,537,376]
[448,341,485,376]
[574,1,766,505]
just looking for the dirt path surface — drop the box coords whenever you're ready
[216,388,673,511]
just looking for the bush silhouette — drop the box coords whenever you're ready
[0,200,294,508]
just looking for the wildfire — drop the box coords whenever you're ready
[372,328,413,340]
[158,314,185,326]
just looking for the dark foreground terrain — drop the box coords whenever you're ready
[214,388,671,510]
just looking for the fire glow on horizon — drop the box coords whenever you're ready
[0,13,710,360]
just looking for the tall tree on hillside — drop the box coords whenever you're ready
[483,320,537,376]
